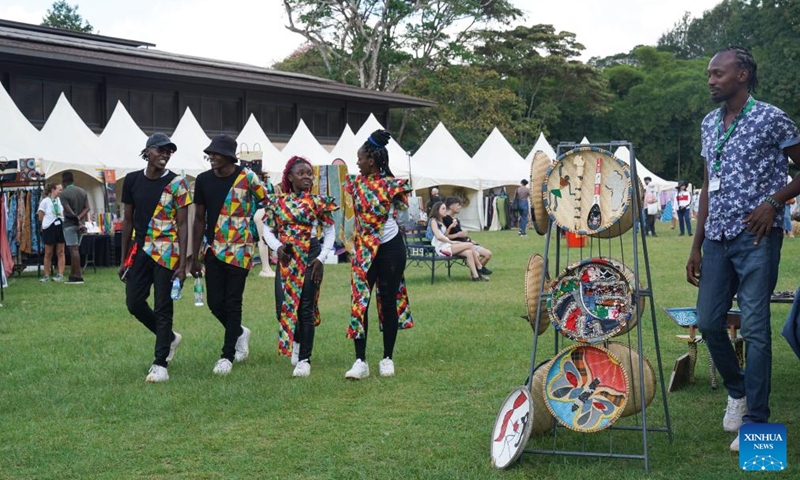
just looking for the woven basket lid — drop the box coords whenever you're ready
[524,253,550,335]
[530,151,551,235]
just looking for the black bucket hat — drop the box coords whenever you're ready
[204,134,238,163]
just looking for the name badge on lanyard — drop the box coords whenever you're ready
[708,176,721,192]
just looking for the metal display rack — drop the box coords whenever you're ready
[520,141,673,471]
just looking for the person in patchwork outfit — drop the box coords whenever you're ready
[119,133,191,383]
[191,134,267,376]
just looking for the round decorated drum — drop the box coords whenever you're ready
[490,386,534,469]
[604,341,656,418]
[591,176,643,239]
[543,147,633,237]
[549,257,635,343]
[542,344,628,433]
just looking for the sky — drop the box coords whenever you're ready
[0,0,723,67]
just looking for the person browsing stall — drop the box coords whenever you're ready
[686,46,800,452]
[191,134,267,376]
[37,183,65,282]
[59,171,89,284]
[118,133,191,383]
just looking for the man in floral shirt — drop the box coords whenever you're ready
[686,46,800,452]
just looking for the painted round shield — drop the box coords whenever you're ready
[543,345,629,433]
[549,257,635,343]
[543,147,633,237]
[491,386,534,469]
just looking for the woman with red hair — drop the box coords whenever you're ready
[262,156,338,377]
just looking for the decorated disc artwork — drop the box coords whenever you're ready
[490,386,534,469]
[543,146,633,237]
[549,257,635,343]
[543,345,628,433]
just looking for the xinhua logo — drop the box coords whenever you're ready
[739,423,787,471]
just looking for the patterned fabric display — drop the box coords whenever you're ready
[211,169,266,269]
[142,176,192,270]
[264,192,338,356]
[344,173,413,339]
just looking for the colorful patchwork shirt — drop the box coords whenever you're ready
[143,176,192,270]
[344,173,414,339]
[210,168,266,269]
[263,192,338,356]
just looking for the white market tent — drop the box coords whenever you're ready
[613,146,677,191]
[39,94,106,182]
[471,127,528,189]
[168,107,210,177]
[281,119,331,166]
[99,101,148,179]
[354,114,410,179]
[236,114,283,176]
[0,85,41,160]
[525,132,557,163]
[328,125,359,175]
[411,122,483,230]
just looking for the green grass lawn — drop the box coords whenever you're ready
[2,223,799,479]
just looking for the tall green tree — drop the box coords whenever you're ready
[41,1,94,33]
[281,0,521,92]
[393,65,522,154]
[603,47,709,184]
[471,24,613,148]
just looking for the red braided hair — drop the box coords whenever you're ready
[281,155,313,193]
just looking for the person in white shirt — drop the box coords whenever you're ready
[675,180,693,236]
[36,183,65,282]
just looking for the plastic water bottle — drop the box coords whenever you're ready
[170,278,182,300]
[193,275,204,307]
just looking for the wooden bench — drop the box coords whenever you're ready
[403,227,467,284]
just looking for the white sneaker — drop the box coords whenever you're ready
[379,357,395,377]
[293,359,311,377]
[234,326,251,363]
[291,342,300,366]
[259,269,275,278]
[730,431,740,452]
[345,359,369,380]
[145,365,169,383]
[723,396,747,432]
[212,358,233,375]
[166,332,182,364]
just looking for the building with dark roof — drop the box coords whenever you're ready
[0,19,433,143]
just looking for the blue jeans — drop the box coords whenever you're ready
[678,208,692,235]
[519,200,530,234]
[697,229,782,424]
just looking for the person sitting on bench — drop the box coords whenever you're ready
[428,201,488,282]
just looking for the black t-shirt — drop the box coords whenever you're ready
[122,169,178,247]
[442,215,469,242]
[193,165,242,244]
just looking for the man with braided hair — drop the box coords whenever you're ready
[344,129,414,379]
[686,45,800,452]
[262,156,338,377]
